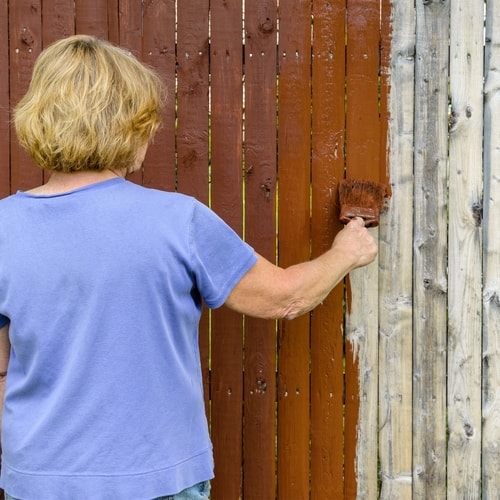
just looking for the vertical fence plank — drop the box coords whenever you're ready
[107,0,120,44]
[176,0,210,200]
[118,0,144,186]
[0,0,9,197]
[210,1,245,498]
[142,0,176,191]
[243,2,278,499]
[378,1,415,499]
[75,0,111,39]
[344,0,381,497]
[276,2,312,498]
[176,0,211,416]
[41,0,75,45]
[9,0,43,192]
[447,0,483,497]
[413,1,450,498]
[118,0,142,57]
[483,0,500,495]
[310,0,346,498]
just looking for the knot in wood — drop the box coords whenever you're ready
[463,422,474,439]
[21,27,34,46]
[259,18,275,35]
[471,202,482,226]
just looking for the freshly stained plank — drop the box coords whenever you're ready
[413,0,450,497]
[483,0,500,496]
[41,0,75,44]
[310,0,347,498]
[0,0,10,197]
[276,1,312,498]
[209,1,245,498]
[176,0,210,200]
[118,0,144,186]
[176,0,211,414]
[75,0,109,39]
[378,0,415,498]
[447,0,483,497]
[344,0,381,497]
[142,0,176,191]
[107,0,120,44]
[118,0,142,57]
[9,0,43,192]
[243,2,278,498]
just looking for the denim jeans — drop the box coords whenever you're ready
[4,480,211,500]
[153,480,211,500]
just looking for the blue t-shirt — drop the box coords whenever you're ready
[0,178,257,499]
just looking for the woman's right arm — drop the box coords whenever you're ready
[224,217,378,320]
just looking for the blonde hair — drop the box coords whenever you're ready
[14,35,164,172]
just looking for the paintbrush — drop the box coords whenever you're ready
[338,179,387,227]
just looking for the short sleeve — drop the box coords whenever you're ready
[190,201,257,308]
[0,314,9,328]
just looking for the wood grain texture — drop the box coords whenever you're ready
[447,0,484,497]
[276,1,312,498]
[142,0,176,190]
[345,0,381,497]
[378,1,415,498]
[176,0,211,421]
[413,1,450,497]
[209,1,245,498]
[483,0,500,496]
[243,2,278,498]
[9,0,43,192]
[0,0,10,197]
[310,0,347,498]
[75,0,109,39]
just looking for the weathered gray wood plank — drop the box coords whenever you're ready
[483,0,500,496]
[378,0,415,497]
[447,0,484,497]
[413,0,450,497]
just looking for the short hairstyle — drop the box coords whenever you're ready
[14,34,164,172]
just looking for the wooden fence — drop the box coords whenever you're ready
[1,1,499,499]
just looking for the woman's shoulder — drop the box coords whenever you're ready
[129,182,202,208]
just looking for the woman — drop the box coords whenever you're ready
[0,35,377,499]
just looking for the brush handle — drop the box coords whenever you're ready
[339,205,380,227]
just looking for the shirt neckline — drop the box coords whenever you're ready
[16,177,126,199]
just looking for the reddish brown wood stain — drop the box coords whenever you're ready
[310,0,347,498]
[277,0,312,498]
[119,0,146,186]
[176,0,211,422]
[243,2,278,498]
[142,0,176,191]
[0,0,10,198]
[75,0,110,40]
[209,1,245,498]
[380,0,393,190]
[345,0,387,497]
[0,2,393,498]
[9,1,43,192]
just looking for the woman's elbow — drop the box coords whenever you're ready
[271,298,310,321]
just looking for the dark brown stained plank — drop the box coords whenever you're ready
[243,1,278,498]
[276,1,312,498]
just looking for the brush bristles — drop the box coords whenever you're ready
[338,179,386,205]
[338,179,387,227]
